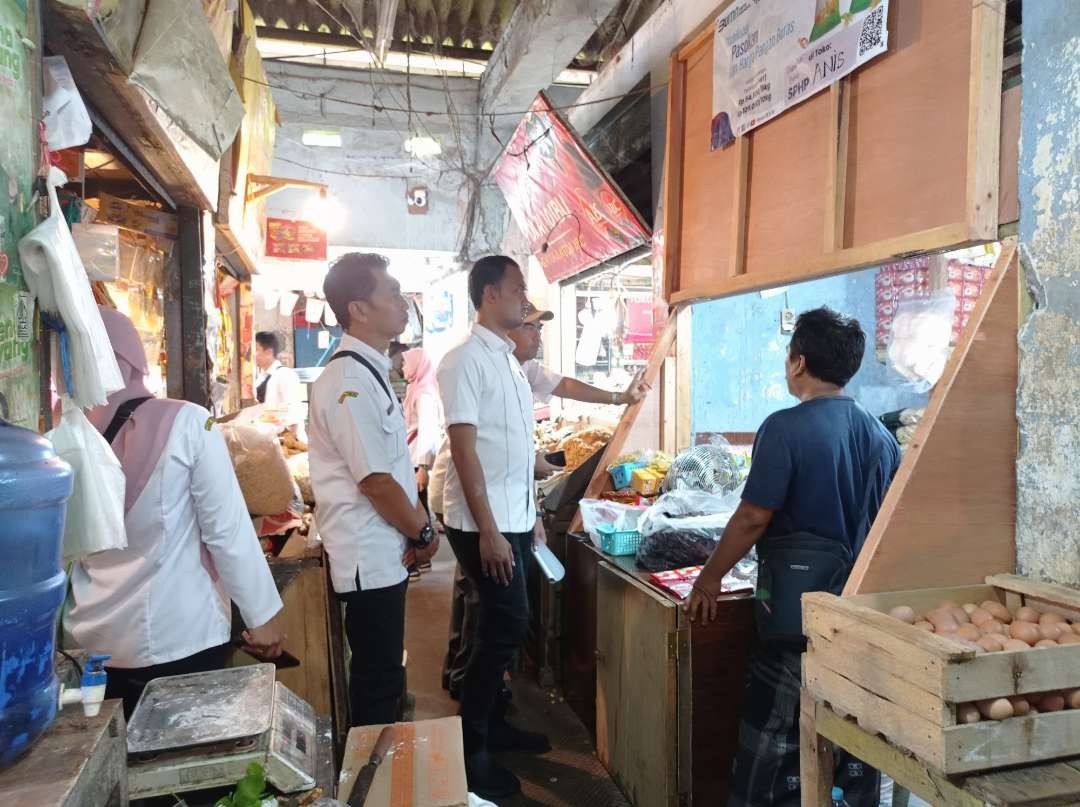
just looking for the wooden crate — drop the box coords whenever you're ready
[803,574,1080,775]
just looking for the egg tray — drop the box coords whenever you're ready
[802,574,1080,776]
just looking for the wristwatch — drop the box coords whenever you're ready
[416,523,435,547]
[611,390,621,405]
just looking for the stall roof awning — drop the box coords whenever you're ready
[45,0,245,211]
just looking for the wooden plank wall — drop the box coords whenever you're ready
[845,242,1019,594]
[666,0,1007,304]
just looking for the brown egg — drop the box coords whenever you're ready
[1039,612,1067,626]
[956,623,981,642]
[1041,693,1066,712]
[1003,638,1032,652]
[958,703,982,724]
[913,620,934,632]
[950,607,971,624]
[937,600,960,611]
[969,608,993,626]
[1065,689,1080,709]
[977,634,1005,652]
[1009,621,1041,645]
[1015,606,1041,623]
[1009,696,1032,716]
[889,605,917,624]
[1027,691,1045,706]
[927,609,960,634]
[977,698,1014,720]
[1058,632,1080,645]
[1035,639,1059,648]
[981,601,1013,623]
[1039,623,1063,641]
[979,619,1007,636]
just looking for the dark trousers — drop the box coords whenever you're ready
[106,644,228,719]
[728,647,879,807]
[444,527,532,755]
[442,561,481,694]
[339,578,408,727]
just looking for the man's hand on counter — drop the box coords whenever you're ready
[242,614,287,659]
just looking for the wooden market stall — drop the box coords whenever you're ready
[562,1,1025,805]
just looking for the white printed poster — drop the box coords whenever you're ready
[711,0,889,149]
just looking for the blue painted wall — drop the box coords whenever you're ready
[691,267,928,434]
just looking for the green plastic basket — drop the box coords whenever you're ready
[596,524,642,557]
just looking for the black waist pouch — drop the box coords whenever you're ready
[754,532,853,647]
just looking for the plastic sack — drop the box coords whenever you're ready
[221,423,295,516]
[46,400,127,562]
[887,290,955,392]
[71,223,121,281]
[635,485,744,573]
[578,498,647,545]
[42,56,91,150]
[19,167,123,408]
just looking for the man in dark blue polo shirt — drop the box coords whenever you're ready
[686,307,900,807]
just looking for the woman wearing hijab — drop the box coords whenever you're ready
[402,348,443,511]
[63,306,287,717]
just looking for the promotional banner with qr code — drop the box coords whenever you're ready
[711,0,889,150]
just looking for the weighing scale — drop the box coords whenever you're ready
[126,664,318,799]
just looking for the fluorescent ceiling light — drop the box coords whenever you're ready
[404,135,442,158]
[302,129,342,147]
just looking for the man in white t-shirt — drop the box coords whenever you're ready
[435,300,649,717]
[255,331,307,437]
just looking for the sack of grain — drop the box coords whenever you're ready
[288,452,314,505]
[221,423,295,515]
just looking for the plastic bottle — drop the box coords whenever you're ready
[832,785,850,807]
[0,416,74,769]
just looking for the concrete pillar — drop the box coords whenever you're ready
[1016,3,1080,584]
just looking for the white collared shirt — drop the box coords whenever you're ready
[308,335,418,593]
[259,360,307,436]
[437,325,536,533]
[64,403,283,669]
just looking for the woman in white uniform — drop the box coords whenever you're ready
[64,307,287,717]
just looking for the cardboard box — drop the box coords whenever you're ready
[339,717,468,807]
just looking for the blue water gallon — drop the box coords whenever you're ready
[0,417,73,769]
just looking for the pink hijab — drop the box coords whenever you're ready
[86,306,186,512]
[402,348,441,428]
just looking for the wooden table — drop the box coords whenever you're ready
[801,692,1080,806]
[0,700,127,806]
[565,536,754,806]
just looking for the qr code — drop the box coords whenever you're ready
[858,6,886,57]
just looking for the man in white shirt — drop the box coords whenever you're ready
[308,253,439,727]
[255,331,306,436]
[438,301,649,703]
[437,256,549,799]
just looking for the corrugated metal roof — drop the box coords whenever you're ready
[249,0,660,67]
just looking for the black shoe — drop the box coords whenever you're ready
[487,718,551,754]
[464,751,521,799]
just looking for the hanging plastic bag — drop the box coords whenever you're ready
[46,400,127,562]
[19,167,123,408]
[887,290,956,392]
[42,56,92,150]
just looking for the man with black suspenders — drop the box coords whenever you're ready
[307,253,439,727]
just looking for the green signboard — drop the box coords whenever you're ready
[0,0,38,428]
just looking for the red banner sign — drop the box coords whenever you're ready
[492,93,651,283]
[265,218,327,261]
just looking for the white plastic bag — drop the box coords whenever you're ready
[578,498,648,546]
[887,290,955,392]
[47,401,127,562]
[19,167,124,407]
[42,56,92,150]
[71,223,121,281]
[638,485,744,537]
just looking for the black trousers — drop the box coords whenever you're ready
[442,561,481,694]
[444,527,532,755]
[106,644,228,719]
[339,578,408,727]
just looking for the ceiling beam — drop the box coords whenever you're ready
[567,0,718,135]
[480,0,620,122]
[373,0,399,63]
